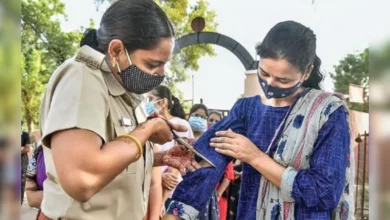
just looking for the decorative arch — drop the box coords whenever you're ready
[173,32,258,71]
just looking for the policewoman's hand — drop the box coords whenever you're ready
[146,112,187,145]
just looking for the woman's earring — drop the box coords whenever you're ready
[111,58,117,68]
[116,62,121,74]
[112,57,121,73]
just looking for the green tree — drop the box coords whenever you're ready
[330,48,369,112]
[21,49,44,132]
[95,0,218,102]
[21,0,84,131]
[181,100,193,117]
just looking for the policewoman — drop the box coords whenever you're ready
[37,0,199,219]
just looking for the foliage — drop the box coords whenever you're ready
[21,0,83,131]
[330,48,369,112]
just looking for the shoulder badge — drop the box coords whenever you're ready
[75,46,104,70]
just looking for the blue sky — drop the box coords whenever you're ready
[61,0,375,110]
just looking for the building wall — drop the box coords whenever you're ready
[244,72,261,98]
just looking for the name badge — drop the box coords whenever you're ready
[120,117,132,127]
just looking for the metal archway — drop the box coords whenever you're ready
[173,32,258,71]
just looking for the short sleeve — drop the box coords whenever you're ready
[171,118,194,140]
[181,120,194,140]
[186,124,194,140]
[41,61,109,147]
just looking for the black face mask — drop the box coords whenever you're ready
[258,74,303,99]
[118,49,165,94]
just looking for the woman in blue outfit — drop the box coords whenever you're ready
[163,20,354,220]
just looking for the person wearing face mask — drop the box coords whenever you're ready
[144,85,194,220]
[208,111,223,128]
[164,21,354,220]
[188,104,209,140]
[37,1,200,219]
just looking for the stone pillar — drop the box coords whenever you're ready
[244,69,261,97]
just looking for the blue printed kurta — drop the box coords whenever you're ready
[167,95,350,220]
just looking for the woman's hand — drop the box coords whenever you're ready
[162,173,179,190]
[160,206,166,219]
[210,129,263,165]
[210,130,286,188]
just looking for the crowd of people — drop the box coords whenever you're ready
[20,0,355,219]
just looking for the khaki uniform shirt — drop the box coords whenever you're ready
[39,45,154,220]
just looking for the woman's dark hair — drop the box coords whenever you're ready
[209,111,223,120]
[80,0,175,53]
[189,104,209,117]
[152,85,186,120]
[255,20,323,90]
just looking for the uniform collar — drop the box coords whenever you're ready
[75,45,126,97]
[76,46,145,105]
[100,60,127,97]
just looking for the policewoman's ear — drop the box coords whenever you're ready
[108,39,126,65]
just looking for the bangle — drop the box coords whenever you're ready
[116,134,143,160]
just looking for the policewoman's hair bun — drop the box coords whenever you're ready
[80,28,99,50]
[78,0,174,54]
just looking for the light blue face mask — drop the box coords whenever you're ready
[145,99,162,116]
[189,116,207,132]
